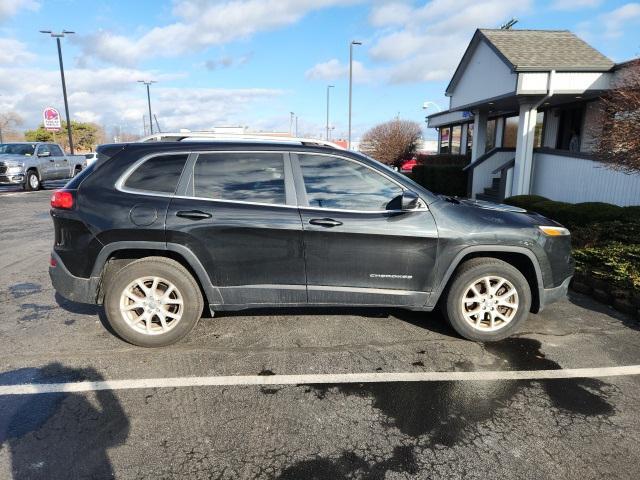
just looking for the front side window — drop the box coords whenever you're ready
[298,154,403,211]
[50,145,64,156]
[124,154,189,193]
[194,152,286,205]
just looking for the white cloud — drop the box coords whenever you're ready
[305,58,372,83]
[551,0,602,10]
[600,2,640,38]
[366,0,532,84]
[0,38,35,63]
[0,65,283,133]
[203,53,252,71]
[78,0,361,66]
[0,0,39,19]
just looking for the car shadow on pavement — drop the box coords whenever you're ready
[0,363,130,479]
[217,306,459,338]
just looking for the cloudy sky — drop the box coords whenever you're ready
[1,0,639,140]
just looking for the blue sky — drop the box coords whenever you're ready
[1,0,639,140]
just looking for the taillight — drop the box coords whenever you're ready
[51,190,74,209]
[50,256,57,267]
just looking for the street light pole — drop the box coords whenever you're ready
[348,40,362,150]
[326,85,334,141]
[40,30,75,154]
[138,80,156,135]
[289,111,295,136]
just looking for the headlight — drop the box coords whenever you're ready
[538,226,570,236]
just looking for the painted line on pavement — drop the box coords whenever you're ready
[1,365,640,396]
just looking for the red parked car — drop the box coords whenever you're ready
[399,157,417,173]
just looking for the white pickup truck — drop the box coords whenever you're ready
[0,142,86,190]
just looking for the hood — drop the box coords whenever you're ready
[0,154,29,165]
[443,196,526,213]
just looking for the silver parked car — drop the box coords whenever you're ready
[0,142,86,190]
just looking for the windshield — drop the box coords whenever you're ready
[0,144,36,156]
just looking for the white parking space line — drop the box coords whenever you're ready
[2,365,640,396]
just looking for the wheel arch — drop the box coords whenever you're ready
[92,241,222,305]
[430,246,543,313]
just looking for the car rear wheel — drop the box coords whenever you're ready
[104,257,204,347]
[24,170,40,191]
[442,258,531,342]
[73,166,82,177]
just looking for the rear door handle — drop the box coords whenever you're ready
[309,218,343,228]
[176,210,212,220]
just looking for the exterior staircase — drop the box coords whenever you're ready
[476,177,500,202]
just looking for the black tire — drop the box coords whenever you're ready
[442,258,532,342]
[103,256,204,347]
[73,166,82,177]
[24,170,40,191]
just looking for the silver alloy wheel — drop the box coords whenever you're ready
[119,276,184,335]
[460,275,519,332]
[29,173,39,189]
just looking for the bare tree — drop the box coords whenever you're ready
[360,119,422,166]
[0,112,24,142]
[592,59,640,173]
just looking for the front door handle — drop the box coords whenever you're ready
[176,210,212,220]
[309,218,343,228]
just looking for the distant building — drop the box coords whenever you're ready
[427,29,639,206]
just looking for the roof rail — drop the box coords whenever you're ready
[137,132,344,150]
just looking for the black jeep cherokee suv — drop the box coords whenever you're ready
[49,141,574,347]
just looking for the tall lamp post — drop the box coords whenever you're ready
[325,85,334,141]
[138,80,156,135]
[289,111,295,136]
[40,30,75,154]
[348,40,362,149]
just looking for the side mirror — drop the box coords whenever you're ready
[38,151,50,157]
[401,190,421,210]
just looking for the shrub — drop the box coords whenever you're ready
[412,164,467,197]
[571,221,640,248]
[416,153,469,167]
[573,243,640,292]
[504,196,640,227]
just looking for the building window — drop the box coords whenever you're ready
[451,125,462,154]
[440,127,450,153]
[534,111,545,148]
[556,106,584,152]
[486,119,497,151]
[503,116,518,148]
[466,123,473,156]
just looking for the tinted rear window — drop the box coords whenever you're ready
[124,154,189,193]
[193,152,286,205]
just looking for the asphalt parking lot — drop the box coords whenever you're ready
[1,185,640,479]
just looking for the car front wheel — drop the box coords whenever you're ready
[103,256,204,347]
[442,258,532,342]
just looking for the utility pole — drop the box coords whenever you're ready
[348,40,362,149]
[138,80,156,135]
[295,115,298,137]
[289,111,295,136]
[326,85,334,141]
[40,30,75,154]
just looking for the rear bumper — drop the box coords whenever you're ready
[539,276,572,312]
[49,251,100,304]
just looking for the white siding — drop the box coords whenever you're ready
[517,71,611,95]
[531,152,640,206]
[449,41,517,110]
[471,150,516,197]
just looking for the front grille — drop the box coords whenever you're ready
[0,163,6,175]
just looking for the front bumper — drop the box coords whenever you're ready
[0,174,24,185]
[539,276,572,312]
[49,251,100,304]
